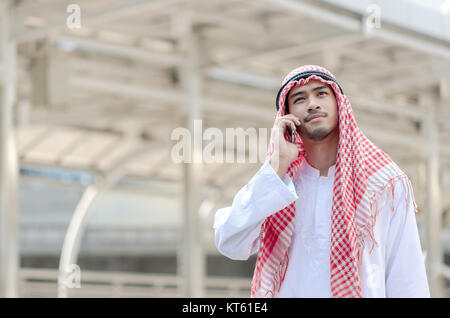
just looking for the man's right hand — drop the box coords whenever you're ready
[269,114,301,179]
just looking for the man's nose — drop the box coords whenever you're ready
[307,102,321,112]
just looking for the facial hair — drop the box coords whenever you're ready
[298,120,338,142]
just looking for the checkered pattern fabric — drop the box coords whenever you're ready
[250,65,418,298]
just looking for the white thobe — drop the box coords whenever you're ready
[213,159,430,298]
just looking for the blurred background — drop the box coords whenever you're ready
[0,0,449,298]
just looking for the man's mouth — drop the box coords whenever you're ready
[306,113,326,122]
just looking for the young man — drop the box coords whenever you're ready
[213,65,430,298]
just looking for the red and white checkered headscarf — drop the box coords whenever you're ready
[251,65,418,298]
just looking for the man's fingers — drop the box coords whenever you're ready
[285,114,301,125]
[277,115,301,126]
[276,117,297,126]
[277,118,298,132]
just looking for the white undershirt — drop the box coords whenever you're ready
[213,160,430,298]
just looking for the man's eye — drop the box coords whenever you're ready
[318,91,327,96]
[294,97,305,103]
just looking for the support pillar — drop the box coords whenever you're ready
[173,13,205,297]
[422,93,445,297]
[0,0,19,298]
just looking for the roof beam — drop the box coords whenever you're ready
[56,35,182,66]
[192,8,267,35]
[256,0,450,60]
[211,33,365,68]
[12,0,184,43]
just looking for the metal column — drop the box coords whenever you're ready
[58,144,162,297]
[174,13,205,297]
[422,93,445,297]
[0,1,19,298]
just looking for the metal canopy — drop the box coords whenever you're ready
[2,0,449,297]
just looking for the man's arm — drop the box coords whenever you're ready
[213,160,298,260]
[385,177,430,297]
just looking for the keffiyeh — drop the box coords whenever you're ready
[251,65,418,298]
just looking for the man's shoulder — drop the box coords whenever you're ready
[366,160,406,189]
[366,158,417,206]
[369,163,418,214]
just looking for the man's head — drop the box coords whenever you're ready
[286,79,339,142]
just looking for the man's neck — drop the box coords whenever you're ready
[302,131,338,177]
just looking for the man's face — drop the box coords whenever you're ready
[286,79,339,142]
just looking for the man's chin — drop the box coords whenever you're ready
[302,127,333,141]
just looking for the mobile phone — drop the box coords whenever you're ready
[285,105,297,142]
[287,125,295,143]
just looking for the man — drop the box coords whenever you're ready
[213,65,430,298]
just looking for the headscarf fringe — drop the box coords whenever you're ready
[357,173,418,264]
